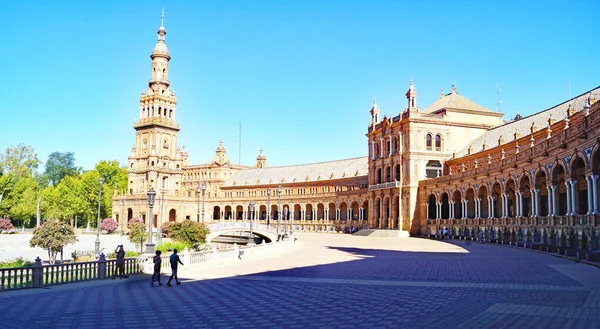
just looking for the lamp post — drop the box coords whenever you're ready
[146,187,156,253]
[159,189,165,243]
[120,199,125,236]
[248,201,255,246]
[201,182,206,224]
[196,184,201,222]
[95,177,104,254]
[266,188,271,226]
[277,185,282,237]
[283,206,289,240]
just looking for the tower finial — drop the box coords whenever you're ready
[161,7,165,26]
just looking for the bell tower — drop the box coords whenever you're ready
[127,10,186,196]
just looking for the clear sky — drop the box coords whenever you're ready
[3,0,599,171]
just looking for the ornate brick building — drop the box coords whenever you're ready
[113,16,600,246]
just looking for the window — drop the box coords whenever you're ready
[435,134,442,151]
[425,160,443,178]
[386,167,391,182]
[426,134,433,150]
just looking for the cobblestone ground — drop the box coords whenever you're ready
[1,233,599,328]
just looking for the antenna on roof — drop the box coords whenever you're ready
[495,80,502,112]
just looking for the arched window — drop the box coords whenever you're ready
[425,160,443,178]
[435,134,442,151]
[376,168,382,184]
[426,134,433,150]
[385,166,391,182]
[395,164,400,181]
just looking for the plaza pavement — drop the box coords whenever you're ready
[0,232,599,328]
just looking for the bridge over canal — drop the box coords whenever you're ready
[206,222,280,245]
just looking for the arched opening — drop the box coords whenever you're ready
[571,157,587,215]
[259,205,267,220]
[225,206,232,220]
[395,164,401,181]
[340,202,348,220]
[169,209,176,222]
[392,195,399,228]
[236,205,244,220]
[382,197,390,228]
[351,201,359,221]
[426,133,432,150]
[306,203,313,220]
[376,168,382,184]
[362,200,369,223]
[294,204,301,220]
[385,166,391,183]
[452,191,462,219]
[328,203,336,220]
[441,193,450,219]
[317,203,325,220]
[374,143,380,158]
[427,194,436,219]
[479,186,489,218]
[465,188,475,219]
[127,208,133,220]
[435,134,442,151]
[506,179,516,217]
[425,160,442,178]
[374,198,381,227]
[492,182,502,218]
[552,164,567,216]
[536,171,549,216]
[213,206,221,220]
[520,175,532,217]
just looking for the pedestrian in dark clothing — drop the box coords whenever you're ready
[112,245,128,279]
[150,250,162,287]
[166,249,184,286]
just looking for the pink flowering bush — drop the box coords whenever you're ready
[100,217,118,233]
[127,218,144,229]
[0,217,14,232]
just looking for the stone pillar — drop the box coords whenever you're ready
[518,192,524,217]
[489,196,494,218]
[586,175,594,215]
[449,201,454,219]
[592,175,599,214]
[98,253,107,280]
[371,141,375,160]
[570,180,578,215]
[551,185,557,216]
[32,257,43,288]
[565,181,572,216]
[534,189,541,217]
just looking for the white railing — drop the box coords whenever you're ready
[368,181,401,191]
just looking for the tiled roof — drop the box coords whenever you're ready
[423,91,492,114]
[223,156,368,187]
[455,86,600,157]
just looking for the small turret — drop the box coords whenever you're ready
[255,149,267,168]
[405,79,417,109]
[370,98,380,126]
[213,140,230,165]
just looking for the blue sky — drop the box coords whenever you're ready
[3,0,599,171]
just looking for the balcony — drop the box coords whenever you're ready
[368,181,401,191]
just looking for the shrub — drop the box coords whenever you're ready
[0,217,14,232]
[100,218,119,233]
[128,218,146,253]
[161,221,177,238]
[168,220,209,249]
[156,240,192,253]
[29,221,78,264]
[0,257,34,268]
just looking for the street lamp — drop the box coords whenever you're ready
[248,201,255,246]
[277,185,282,238]
[95,177,104,254]
[159,189,165,243]
[266,188,271,226]
[283,206,289,240]
[196,184,201,222]
[146,187,156,253]
[201,182,206,224]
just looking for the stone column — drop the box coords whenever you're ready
[592,175,599,214]
[534,189,540,217]
[551,185,557,216]
[518,192,524,217]
[586,175,594,215]
[426,203,430,220]
[449,201,454,219]
[371,141,375,160]
[565,181,572,216]
[489,196,494,218]
[570,180,578,215]
[379,138,384,158]
[389,136,393,156]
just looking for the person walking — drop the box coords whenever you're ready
[150,250,162,287]
[166,249,184,286]
[112,245,128,279]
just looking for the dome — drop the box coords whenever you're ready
[257,148,266,160]
[216,140,226,152]
[152,42,169,55]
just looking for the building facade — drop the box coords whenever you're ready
[112,17,599,245]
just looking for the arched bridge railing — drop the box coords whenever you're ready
[207,222,278,233]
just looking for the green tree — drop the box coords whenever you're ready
[29,220,78,263]
[80,170,103,228]
[0,172,17,214]
[0,144,40,178]
[40,185,61,221]
[128,218,147,253]
[45,152,81,187]
[95,160,127,195]
[56,176,86,227]
[9,176,38,226]
[168,220,209,249]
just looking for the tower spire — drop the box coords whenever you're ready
[161,7,164,27]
